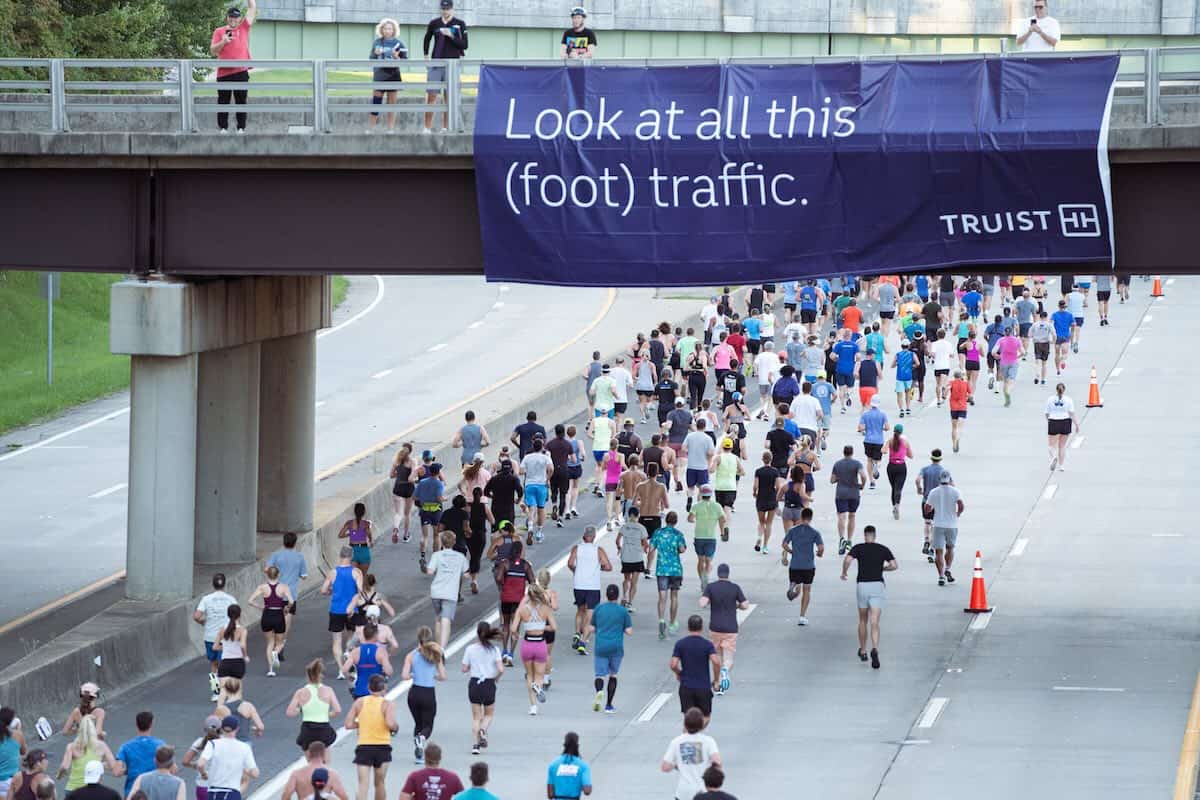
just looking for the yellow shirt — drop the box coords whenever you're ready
[356,696,392,745]
[1011,275,1026,287]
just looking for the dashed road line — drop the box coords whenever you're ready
[370,369,393,380]
[428,343,448,352]
[635,693,674,723]
[916,697,949,728]
[1010,538,1029,556]
[88,483,127,499]
[1052,686,1125,693]
[1070,436,1085,449]
[1042,484,1058,501]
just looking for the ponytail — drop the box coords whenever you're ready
[416,626,444,665]
[891,428,902,449]
[222,604,241,641]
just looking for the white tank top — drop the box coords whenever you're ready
[573,542,602,591]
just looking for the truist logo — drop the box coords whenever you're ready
[939,205,1102,238]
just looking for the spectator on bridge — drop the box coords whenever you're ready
[1015,0,1059,52]
[367,18,407,133]
[560,7,597,60]
[209,0,257,133]
[422,0,468,134]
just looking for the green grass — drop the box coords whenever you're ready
[0,273,352,436]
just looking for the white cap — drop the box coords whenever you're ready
[84,761,104,784]
[364,604,381,619]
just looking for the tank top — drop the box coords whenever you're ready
[494,533,515,565]
[500,558,530,603]
[783,481,804,509]
[329,565,357,614]
[220,629,244,659]
[522,605,547,642]
[353,643,383,697]
[355,696,391,745]
[635,361,654,390]
[264,582,286,610]
[965,340,981,362]
[0,737,19,782]
[393,459,413,483]
[347,521,368,545]
[573,542,602,591]
[604,453,621,484]
[301,684,331,723]
[140,771,184,800]
[459,424,483,459]
[13,771,39,800]
[713,453,738,491]
[410,650,438,688]
[65,744,96,790]
[888,438,909,465]
[859,359,878,388]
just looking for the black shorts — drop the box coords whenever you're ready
[1097,290,1111,301]
[755,497,778,513]
[621,561,645,575]
[567,464,583,480]
[746,339,761,356]
[922,503,935,521]
[789,568,816,585]
[1048,418,1072,436]
[636,389,654,397]
[800,309,817,323]
[614,402,628,414]
[1034,342,1050,361]
[679,686,714,717]
[500,601,520,617]
[468,677,496,706]
[784,303,797,312]
[217,658,246,679]
[261,609,287,634]
[714,490,736,508]
[967,360,981,372]
[392,482,414,498]
[574,589,601,609]
[353,745,392,768]
[296,721,337,751]
[640,516,663,537]
[879,310,895,319]
[864,442,883,461]
[934,369,950,377]
[1117,274,1130,286]
[328,613,350,633]
[951,409,967,420]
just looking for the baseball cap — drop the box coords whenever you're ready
[226,6,242,16]
[204,715,221,731]
[221,716,240,732]
[894,423,904,434]
[84,761,104,784]
[421,449,434,461]
[939,472,952,483]
[601,364,611,373]
[699,484,713,496]
[721,437,733,450]
[312,768,330,787]
[364,604,381,619]
[570,5,587,15]
[731,391,742,401]
[816,370,826,379]
[439,0,453,8]
[623,418,634,427]
[428,463,441,475]
[931,448,943,461]
[80,682,99,697]
[674,397,685,406]
[869,395,880,406]
[472,452,484,463]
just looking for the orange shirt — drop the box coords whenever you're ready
[840,306,864,331]
[949,379,971,412]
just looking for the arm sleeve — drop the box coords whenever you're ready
[422,22,434,56]
[458,21,468,51]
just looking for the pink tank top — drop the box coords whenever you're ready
[887,438,908,464]
[605,452,622,483]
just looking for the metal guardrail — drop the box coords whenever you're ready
[0,47,1198,134]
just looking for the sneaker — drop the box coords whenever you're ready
[418,552,427,572]
[668,621,679,634]
[945,570,955,584]
[502,651,514,667]
[953,440,959,453]
[336,671,346,680]
[838,537,849,556]
[270,649,280,670]
[555,518,564,528]
[938,576,946,587]
[858,649,869,662]
[797,616,809,626]
[659,620,667,640]
[686,497,693,512]
[534,684,547,703]
[987,376,995,390]
[604,704,616,714]
[786,584,799,601]
[415,734,426,761]
[1004,393,1011,408]
[529,705,538,716]
[719,668,730,693]
[754,541,761,553]
[471,743,481,756]
[921,540,931,556]
[870,648,880,669]
[544,674,553,690]
[575,640,588,655]
[593,689,605,712]
[1049,454,1058,472]
[869,480,876,490]
[209,672,220,695]
[218,128,230,134]
[402,530,412,543]
[235,128,246,135]
[675,481,683,492]
[535,530,545,543]
[267,668,276,677]
[713,686,725,697]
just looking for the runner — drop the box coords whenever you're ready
[633,461,670,579]
[924,473,964,587]
[799,281,823,336]
[1030,310,1054,385]
[992,322,1024,407]
[830,445,867,555]
[413,464,446,574]
[565,424,585,518]
[661,708,722,800]
[751,341,780,420]
[721,393,751,459]
[246,567,293,677]
[882,423,913,520]
[461,622,504,756]
[708,437,742,522]
[511,582,555,717]
[617,454,644,521]
[126,746,184,800]
[830,329,859,413]
[546,733,593,800]
[891,340,915,417]
[1116,272,1131,304]
[594,427,620,519]
[568,526,613,656]
[876,279,899,336]
[840,526,897,670]
[781,507,824,626]
[321,547,363,681]
[1065,282,1086,355]
[681,419,716,513]
[196,717,258,800]
[397,628,446,761]
[582,351,603,417]
[651,512,688,640]
[669,616,720,722]
[182,718,222,800]
[948,369,970,453]
[1050,299,1076,375]
[510,411,547,462]
[1046,382,1080,472]
[518,438,553,543]
[483,461,521,540]
[615,507,649,610]
[278,744,349,800]
[856,396,888,490]
[811,371,835,450]
[655,369,680,427]
[495,540,533,667]
[338,503,374,576]
[265,532,308,657]
[688,485,726,590]
[960,328,982,401]
[751,452,781,554]
[344,674,396,800]
[587,584,632,714]
[699,564,748,695]
[1015,288,1038,358]
[451,411,490,469]
[910,329,929,405]
[194,574,237,701]
[931,329,955,405]
[213,678,265,740]
[694,766,736,800]
[609,355,636,429]
[56,716,118,793]
[285,660,341,753]
[342,624,393,701]
[1095,273,1113,326]
[212,605,248,682]
[530,569,561,690]
[398,743,461,800]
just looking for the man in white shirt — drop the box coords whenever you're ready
[752,341,781,420]
[424,531,469,648]
[789,382,824,445]
[660,708,721,800]
[193,573,237,700]
[699,296,719,346]
[608,355,636,428]
[1015,0,1060,51]
[198,716,259,800]
[930,329,956,407]
[519,438,554,541]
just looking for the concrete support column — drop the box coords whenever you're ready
[257,331,316,534]
[126,355,198,601]
[194,343,261,566]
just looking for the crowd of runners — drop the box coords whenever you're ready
[2,272,1132,800]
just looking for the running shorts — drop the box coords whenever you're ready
[260,608,286,634]
[468,677,496,706]
[693,539,716,557]
[789,568,816,585]
[353,745,391,767]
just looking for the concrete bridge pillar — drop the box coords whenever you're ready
[111,276,331,600]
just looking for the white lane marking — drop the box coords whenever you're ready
[1167,278,1176,285]
[427,343,448,352]
[1151,533,1183,538]
[88,483,128,499]
[1010,538,1029,556]
[467,321,484,329]
[247,524,616,800]
[492,301,505,310]
[315,401,326,408]
[1070,436,1084,450]
[317,275,385,340]
[1,277,384,465]
[916,697,949,728]
[0,407,130,464]
[1110,367,1123,378]
[1052,686,1125,693]
[635,693,673,724]
[900,739,932,745]
[969,610,995,631]
[1129,337,1141,345]
[370,369,393,380]
[499,285,511,293]
[945,667,963,673]
[735,603,759,625]
[1042,484,1058,500]
[1143,314,1153,322]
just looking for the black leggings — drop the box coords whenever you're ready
[688,373,707,410]
[407,685,437,739]
[550,472,571,515]
[886,462,907,506]
[216,71,249,130]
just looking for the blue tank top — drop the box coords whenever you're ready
[410,650,437,688]
[0,737,19,781]
[329,565,357,614]
[353,643,383,697]
[800,285,817,310]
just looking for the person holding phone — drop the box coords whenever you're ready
[421,0,468,134]
[209,0,257,133]
[367,18,407,132]
[1015,0,1059,51]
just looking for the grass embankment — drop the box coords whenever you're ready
[0,273,351,436]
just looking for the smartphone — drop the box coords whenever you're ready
[1030,17,1037,24]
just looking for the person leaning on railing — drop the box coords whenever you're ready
[421,0,468,134]
[560,7,597,60]
[367,17,408,133]
[209,0,258,134]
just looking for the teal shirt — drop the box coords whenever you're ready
[453,788,501,800]
[865,332,885,364]
[650,526,687,577]
[592,601,632,657]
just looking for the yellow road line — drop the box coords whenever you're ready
[1174,669,1200,800]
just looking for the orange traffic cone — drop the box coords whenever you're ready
[1151,275,1164,297]
[1086,365,1103,408]
[964,550,992,614]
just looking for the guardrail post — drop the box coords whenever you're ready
[447,59,462,132]
[1144,47,1160,126]
[312,59,328,133]
[49,58,67,132]
[178,59,194,133]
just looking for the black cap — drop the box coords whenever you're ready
[439,0,453,7]
[226,6,242,16]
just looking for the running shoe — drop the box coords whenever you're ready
[953,441,959,453]
[575,640,588,655]
[402,531,412,543]
[858,649,869,662]
[797,616,809,626]
[555,519,564,528]
[945,570,955,584]
[987,376,995,390]
[668,621,679,634]
[922,540,931,556]
[675,481,683,492]
[593,689,604,712]
[267,668,276,677]
[544,674,552,690]
[1049,454,1058,471]
[754,541,761,552]
[415,734,426,762]
[418,552,427,572]
[786,584,799,601]
[604,705,616,714]
[535,530,545,544]
[761,545,769,555]
[870,648,880,669]
[938,576,946,587]
[479,731,488,748]
[659,620,667,640]
[534,684,547,703]
[502,651,513,667]
[869,480,876,490]
[892,505,900,520]
[719,668,730,693]
[838,537,849,556]
[528,705,538,716]
[209,672,220,695]
[336,671,346,680]
[721,527,730,542]
[471,743,481,756]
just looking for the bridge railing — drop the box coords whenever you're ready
[1,46,1198,134]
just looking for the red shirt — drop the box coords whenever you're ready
[725,332,746,363]
[400,768,463,800]
[949,379,971,412]
[212,21,252,78]
[840,306,863,331]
